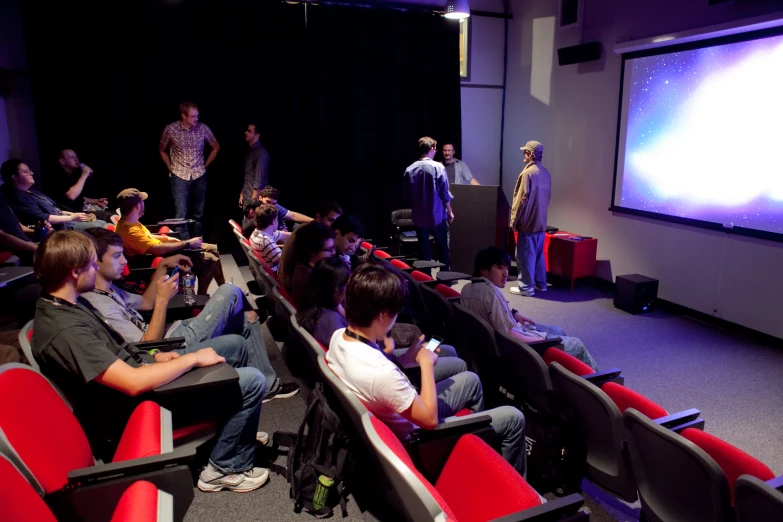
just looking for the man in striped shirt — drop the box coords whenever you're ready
[249,204,283,271]
[159,101,220,239]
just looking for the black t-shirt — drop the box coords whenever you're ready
[31,295,141,458]
[47,166,85,212]
[444,161,457,185]
[0,191,30,242]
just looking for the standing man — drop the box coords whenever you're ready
[159,101,220,239]
[239,123,270,209]
[53,149,112,221]
[442,143,479,185]
[404,137,454,270]
[510,141,551,296]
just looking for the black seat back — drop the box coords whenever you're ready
[494,328,552,404]
[735,475,783,522]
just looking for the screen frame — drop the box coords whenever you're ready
[609,24,783,244]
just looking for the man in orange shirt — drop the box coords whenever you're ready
[114,188,225,294]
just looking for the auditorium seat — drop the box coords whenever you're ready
[550,362,703,503]
[735,474,783,522]
[0,454,175,522]
[0,363,194,521]
[365,414,588,522]
[624,408,775,522]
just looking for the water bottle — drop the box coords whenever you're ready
[182,271,196,306]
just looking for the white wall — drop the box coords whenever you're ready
[459,0,506,186]
[502,0,783,338]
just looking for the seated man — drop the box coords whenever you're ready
[331,214,363,270]
[461,246,598,370]
[289,222,335,307]
[326,264,526,476]
[249,204,283,271]
[31,230,270,492]
[0,189,49,265]
[51,148,113,222]
[257,185,313,233]
[1,159,107,231]
[277,200,341,289]
[114,188,225,294]
[81,228,299,403]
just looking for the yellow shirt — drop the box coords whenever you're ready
[115,219,161,256]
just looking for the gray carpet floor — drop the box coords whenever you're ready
[185,256,783,521]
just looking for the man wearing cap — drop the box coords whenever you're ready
[159,101,220,239]
[510,141,551,297]
[114,188,225,294]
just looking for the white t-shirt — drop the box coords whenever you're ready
[325,328,418,440]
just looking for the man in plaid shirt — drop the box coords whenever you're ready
[159,101,220,239]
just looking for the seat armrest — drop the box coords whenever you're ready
[411,260,446,270]
[768,476,783,491]
[409,415,492,443]
[655,408,701,429]
[435,271,472,283]
[153,363,239,395]
[490,493,587,522]
[583,368,624,385]
[129,337,187,353]
[446,296,460,303]
[68,445,196,486]
[669,417,706,433]
[527,337,563,352]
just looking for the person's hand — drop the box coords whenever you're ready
[415,342,438,368]
[156,272,179,303]
[187,237,203,250]
[514,312,536,326]
[81,165,93,177]
[72,212,90,222]
[238,193,244,208]
[154,351,181,363]
[193,347,226,367]
[381,335,395,354]
[35,220,52,235]
[447,211,455,224]
[97,197,109,207]
[163,254,193,270]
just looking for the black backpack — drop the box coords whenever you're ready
[284,383,353,518]
[522,390,587,496]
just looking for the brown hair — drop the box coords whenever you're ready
[83,227,124,261]
[254,204,279,229]
[345,264,408,327]
[34,231,96,293]
[417,136,437,156]
[179,101,198,116]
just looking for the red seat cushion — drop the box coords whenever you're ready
[411,270,434,283]
[110,480,160,522]
[361,241,373,250]
[172,421,215,442]
[600,382,668,419]
[0,456,57,522]
[435,284,460,299]
[0,366,94,493]
[681,428,775,504]
[121,264,131,278]
[150,257,164,268]
[542,347,594,376]
[454,408,471,417]
[374,250,391,259]
[370,416,457,520]
[106,224,115,232]
[436,434,542,522]
[158,226,171,234]
[113,401,163,462]
[390,259,411,270]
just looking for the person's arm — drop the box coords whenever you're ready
[509,327,547,344]
[253,151,269,196]
[0,230,36,255]
[64,167,92,201]
[204,139,220,168]
[437,169,455,223]
[399,347,439,429]
[140,272,179,341]
[286,211,314,223]
[138,254,193,311]
[94,348,225,396]
[513,311,536,326]
[145,237,200,256]
[159,128,172,173]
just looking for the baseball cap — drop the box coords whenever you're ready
[116,188,148,213]
[520,141,544,157]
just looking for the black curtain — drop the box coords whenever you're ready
[22,0,461,246]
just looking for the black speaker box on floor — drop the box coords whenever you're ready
[557,42,601,65]
[614,274,658,314]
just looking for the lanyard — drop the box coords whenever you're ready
[90,288,148,333]
[343,328,400,365]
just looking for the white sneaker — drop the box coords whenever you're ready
[535,285,548,292]
[198,463,270,493]
[510,286,535,296]
[256,431,269,445]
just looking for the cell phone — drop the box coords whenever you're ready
[423,336,444,352]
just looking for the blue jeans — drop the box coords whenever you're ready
[174,334,266,473]
[168,284,279,394]
[393,345,468,382]
[170,174,207,239]
[435,371,527,477]
[528,323,598,371]
[516,231,546,291]
[415,220,450,272]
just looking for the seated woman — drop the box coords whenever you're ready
[289,222,336,307]
[297,257,467,383]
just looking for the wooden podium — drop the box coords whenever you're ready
[449,185,510,274]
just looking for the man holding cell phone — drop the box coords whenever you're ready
[326,264,527,477]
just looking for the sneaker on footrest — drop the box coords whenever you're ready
[198,464,270,493]
[262,382,300,403]
[256,431,269,445]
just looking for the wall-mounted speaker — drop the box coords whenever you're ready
[557,42,601,66]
